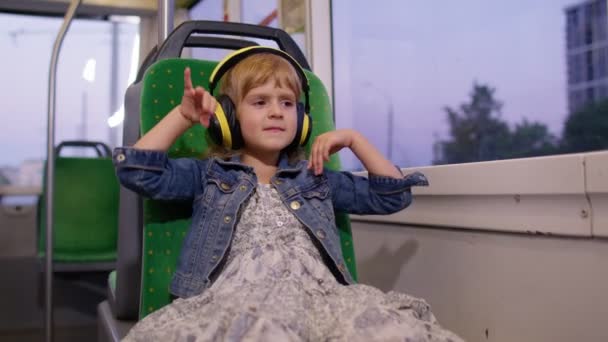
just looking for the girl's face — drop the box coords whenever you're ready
[237,81,298,157]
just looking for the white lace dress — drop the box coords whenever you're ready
[123,183,464,342]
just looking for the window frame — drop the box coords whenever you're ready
[350,152,608,238]
[315,1,608,238]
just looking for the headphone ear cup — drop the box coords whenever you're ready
[296,102,307,146]
[287,102,312,150]
[300,111,312,147]
[206,108,223,147]
[297,101,305,118]
[220,96,244,150]
[207,95,243,150]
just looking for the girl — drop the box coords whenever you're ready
[114,48,463,341]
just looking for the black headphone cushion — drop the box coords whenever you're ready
[207,95,244,149]
[285,102,312,151]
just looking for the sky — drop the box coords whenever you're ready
[0,0,582,175]
[0,14,138,168]
[333,0,579,168]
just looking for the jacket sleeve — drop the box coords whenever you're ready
[112,147,205,201]
[324,167,429,215]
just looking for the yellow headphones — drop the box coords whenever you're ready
[206,46,312,150]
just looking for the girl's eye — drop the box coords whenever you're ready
[254,100,266,106]
[282,100,294,107]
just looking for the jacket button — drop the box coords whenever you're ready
[211,255,218,261]
[316,230,326,239]
[116,153,125,162]
[224,216,231,223]
[220,183,230,190]
[239,185,247,191]
[290,201,301,210]
[274,179,283,185]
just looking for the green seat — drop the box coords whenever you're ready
[38,142,119,267]
[136,58,357,318]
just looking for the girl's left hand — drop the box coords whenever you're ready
[308,129,358,175]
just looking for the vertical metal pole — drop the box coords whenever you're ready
[304,0,313,62]
[45,1,81,341]
[225,0,243,22]
[388,102,394,161]
[109,21,119,148]
[158,0,174,45]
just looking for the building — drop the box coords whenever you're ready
[565,0,608,112]
[17,160,43,187]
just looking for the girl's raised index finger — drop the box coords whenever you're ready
[184,67,193,90]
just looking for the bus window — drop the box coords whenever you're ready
[0,13,139,189]
[332,0,608,170]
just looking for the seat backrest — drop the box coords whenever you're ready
[38,149,119,266]
[136,58,357,319]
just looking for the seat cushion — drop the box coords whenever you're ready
[39,157,119,262]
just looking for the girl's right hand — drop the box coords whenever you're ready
[179,67,217,128]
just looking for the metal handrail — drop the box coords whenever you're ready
[45,1,82,341]
[158,0,174,46]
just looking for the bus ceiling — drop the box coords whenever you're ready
[0,0,200,17]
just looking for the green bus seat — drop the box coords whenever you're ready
[105,22,357,324]
[38,141,119,269]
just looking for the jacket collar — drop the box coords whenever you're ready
[213,152,306,174]
[209,154,252,173]
[276,154,307,175]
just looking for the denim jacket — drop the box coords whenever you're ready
[113,147,428,298]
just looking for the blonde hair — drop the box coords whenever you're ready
[205,53,305,163]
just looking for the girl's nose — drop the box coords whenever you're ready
[268,101,283,118]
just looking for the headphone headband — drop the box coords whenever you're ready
[209,46,310,114]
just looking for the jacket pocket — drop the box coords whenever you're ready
[197,177,238,209]
[207,177,238,194]
[301,182,335,222]
[301,182,329,199]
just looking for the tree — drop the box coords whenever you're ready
[561,98,608,153]
[434,83,510,164]
[505,119,559,159]
[433,83,558,165]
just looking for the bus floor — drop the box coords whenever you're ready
[0,256,104,342]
